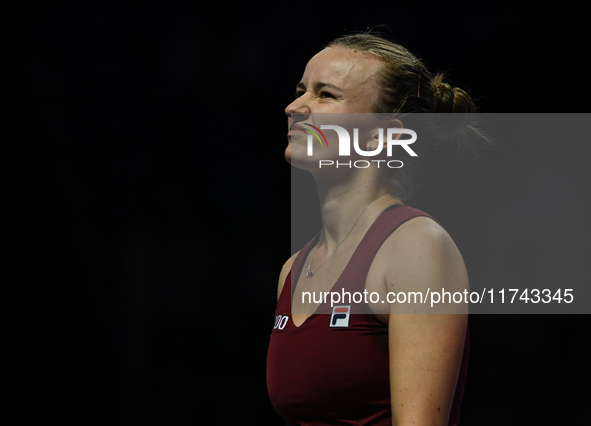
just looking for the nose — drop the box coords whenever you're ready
[285,94,310,117]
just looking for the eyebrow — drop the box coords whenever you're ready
[296,81,343,92]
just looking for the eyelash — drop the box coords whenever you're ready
[294,91,335,99]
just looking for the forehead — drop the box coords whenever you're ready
[302,47,382,89]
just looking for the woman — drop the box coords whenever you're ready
[267,33,479,426]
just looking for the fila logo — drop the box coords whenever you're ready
[330,305,351,328]
[273,315,288,330]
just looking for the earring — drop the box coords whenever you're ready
[366,142,373,151]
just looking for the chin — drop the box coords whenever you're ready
[285,143,310,167]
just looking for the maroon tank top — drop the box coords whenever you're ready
[267,205,470,426]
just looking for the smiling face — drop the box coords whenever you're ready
[285,47,383,164]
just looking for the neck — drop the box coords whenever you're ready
[315,179,398,251]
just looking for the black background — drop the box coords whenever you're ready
[6,1,591,424]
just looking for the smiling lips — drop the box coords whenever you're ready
[290,122,306,131]
[288,122,307,137]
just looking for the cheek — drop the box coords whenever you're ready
[347,92,378,113]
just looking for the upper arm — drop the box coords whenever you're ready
[277,252,299,301]
[388,313,467,426]
[380,217,468,425]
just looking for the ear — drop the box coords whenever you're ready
[369,119,403,152]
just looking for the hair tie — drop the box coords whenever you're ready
[446,89,455,113]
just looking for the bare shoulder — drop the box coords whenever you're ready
[386,215,457,255]
[277,252,299,301]
[375,216,467,293]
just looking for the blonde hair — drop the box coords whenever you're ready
[327,33,476,114]
[327,33,489,201]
